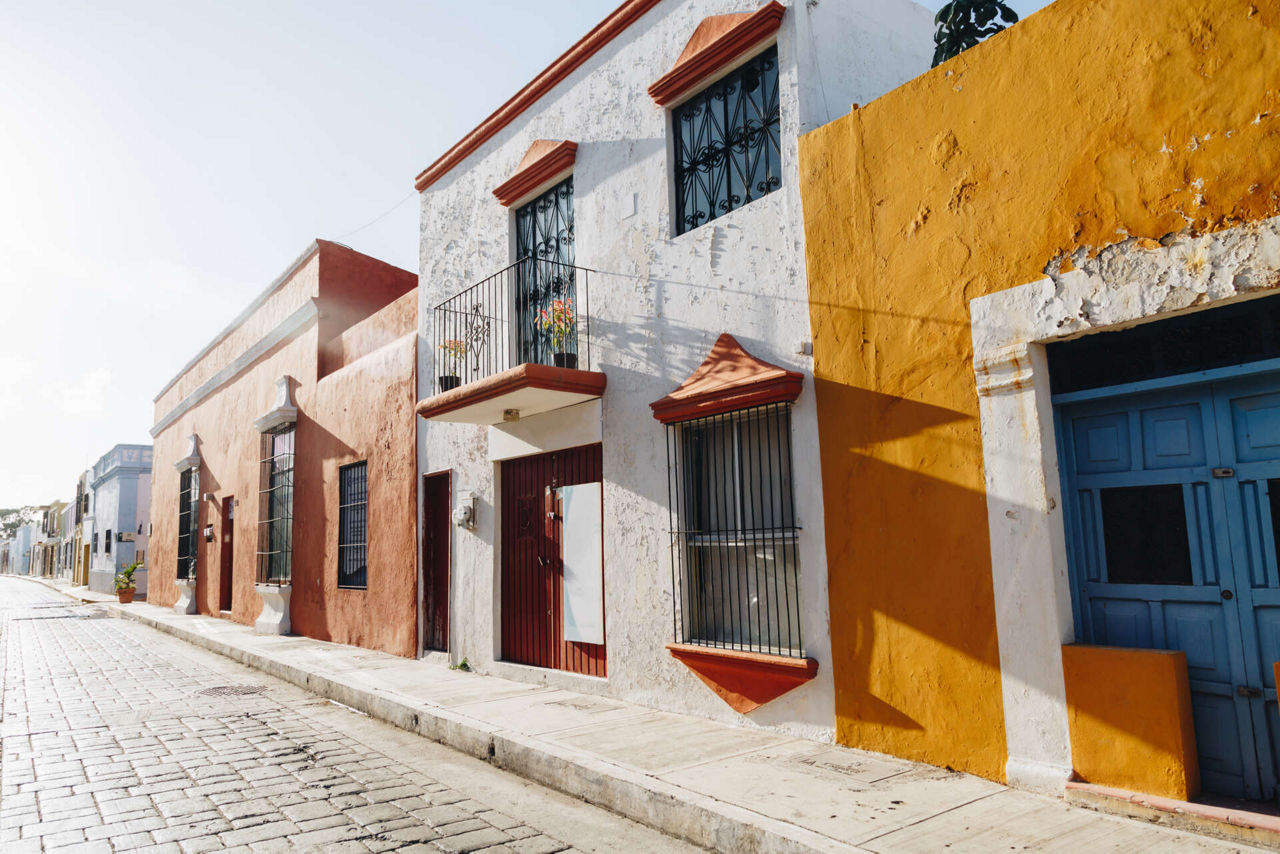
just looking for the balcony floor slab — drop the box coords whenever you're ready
[417,363,606,425]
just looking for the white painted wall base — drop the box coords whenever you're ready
[970,218,1280,796]
[1006,757,1075,797]
[254,584,291,635]
[173,579,198,615]
[87,569,115,595]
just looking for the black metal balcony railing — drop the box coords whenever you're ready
[433,257,591,392]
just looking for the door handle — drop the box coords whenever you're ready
[1237,686,1263,699]
[1222,589,1234,600]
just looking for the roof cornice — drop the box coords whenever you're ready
[413,0,664,193]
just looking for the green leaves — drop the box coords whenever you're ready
[933,0,1019,67]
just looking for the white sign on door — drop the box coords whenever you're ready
[559,482,603,645]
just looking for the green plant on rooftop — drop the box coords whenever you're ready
[932,0,1019,67]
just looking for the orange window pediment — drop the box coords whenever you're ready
[648,1,786,107]
[650,333,802,424]
[492,140,578,207]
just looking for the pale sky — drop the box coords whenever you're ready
[0,0,1049,508]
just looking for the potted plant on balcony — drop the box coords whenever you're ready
[114,560,141,604]
[438,339,466,391]
[537,298,577,369]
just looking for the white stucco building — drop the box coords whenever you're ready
[414,0,932,739]
[87,444,153,595]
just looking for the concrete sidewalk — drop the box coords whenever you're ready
[17,575,1257,853]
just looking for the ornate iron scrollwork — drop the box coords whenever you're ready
[673,46,781,235]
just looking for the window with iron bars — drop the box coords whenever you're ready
[337,461,368,589]
[176,468,198,579]
[665,401,802,656]
[256,427,295,585]
[671,45,781,236]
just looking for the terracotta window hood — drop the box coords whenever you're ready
[666,644,818,714]
[650,333,803,424]
[492,140,578,207]
[648,1,786,107]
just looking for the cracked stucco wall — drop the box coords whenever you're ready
[415,0,934,742]
[799,0,1280,782]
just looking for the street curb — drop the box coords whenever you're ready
[10,576,854,854]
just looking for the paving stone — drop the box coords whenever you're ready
[0,582,582,854]
[435,827,515,853]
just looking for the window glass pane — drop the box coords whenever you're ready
[257,427,295,584]
[671,404,802,656]
[1101,484,1194,585]
[338,461,368,589]
[672,47,781,235]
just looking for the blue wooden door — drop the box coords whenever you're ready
[1059,376,1280,800]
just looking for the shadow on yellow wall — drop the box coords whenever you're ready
[800,0,1280,782]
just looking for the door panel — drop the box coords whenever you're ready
[500,443,604,677]
[219,497,234,613]
[1061,385,1265,799]
[421,472,451,654]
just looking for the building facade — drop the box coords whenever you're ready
[413,0,931,740]
[86,446,153,595]
[9,523,36,576]
[799,0,1280,805]
[73,470,94,586]
[147,240,420,655]
[59,502,75,579]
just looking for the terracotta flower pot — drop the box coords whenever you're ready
[117,588,135,604]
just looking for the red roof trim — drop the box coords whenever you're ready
[414,0,665,193]
[650,333,803,424]
[492,141,578,207]
[648,2,786,107]
[415,363,607,421]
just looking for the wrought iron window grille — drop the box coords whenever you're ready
[672,45,781,236]
[665,401,803,657]
[337,461,368,590]
[255,426,295,586]
[176,468,199,580]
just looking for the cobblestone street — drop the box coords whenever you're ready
[0,579,697,853]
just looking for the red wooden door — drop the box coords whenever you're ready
[422,472,451,653]
[501,443,605,676]
[219,497,234,613]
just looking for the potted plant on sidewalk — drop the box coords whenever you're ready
[114,560,141,604]
[537,298,577,369]
[438,338,466,391]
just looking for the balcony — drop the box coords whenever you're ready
[417,258,606,425]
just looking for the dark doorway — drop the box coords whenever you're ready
[500,443,605,677]
[421,472,451,654]
[219,497,234,613]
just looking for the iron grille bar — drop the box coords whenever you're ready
[673,46,781,235]
[176,468,198,580]
[337,461,368,589]
[665,402,802,657]
[256,427,295,585]
[432,257,591,393]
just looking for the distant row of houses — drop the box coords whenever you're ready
[6,0,1280,817]
[0,445,153,594]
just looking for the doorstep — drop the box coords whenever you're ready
[14,575,1263,853]
[1066,781,1280,848]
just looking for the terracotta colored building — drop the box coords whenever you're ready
[148,240,420,657]
[800,0,1280,808]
